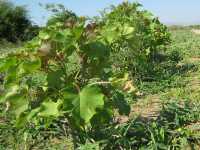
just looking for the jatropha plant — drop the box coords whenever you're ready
[0,1,170,145]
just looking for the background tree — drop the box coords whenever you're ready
[44,3,78,26]
[0,0,39,42]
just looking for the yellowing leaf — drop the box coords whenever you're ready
[123,25,134,36]
[39,31,50,40]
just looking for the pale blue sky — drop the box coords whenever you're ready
[11,0,200,26]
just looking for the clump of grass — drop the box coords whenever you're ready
[88,101,200,150]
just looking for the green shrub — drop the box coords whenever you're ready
[100,2,171,79]
[0,3,135,144]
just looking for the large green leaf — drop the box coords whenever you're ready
[113,91,130,116]
[6,91,29,118]
[4,66,18,86]
[91,108,113,127]
[39,31,50,40]
[26,72,47,87]
[0,57,17,72]
[9,94,29,117]
[72,24,84,40]
[79,86,104,123]
[2,85,29,117]
[3,85,19,102]
[63,87,79,111]
[39,100,61,117]
[101,24,120,44]
[47,69,63,89]
[15,107,41,128]
[122,24,135,39]
[84,41,110,58]
[62,85,105,125]
[53,29,72,43]
[22,58,41,73]
[53,31,66,42]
